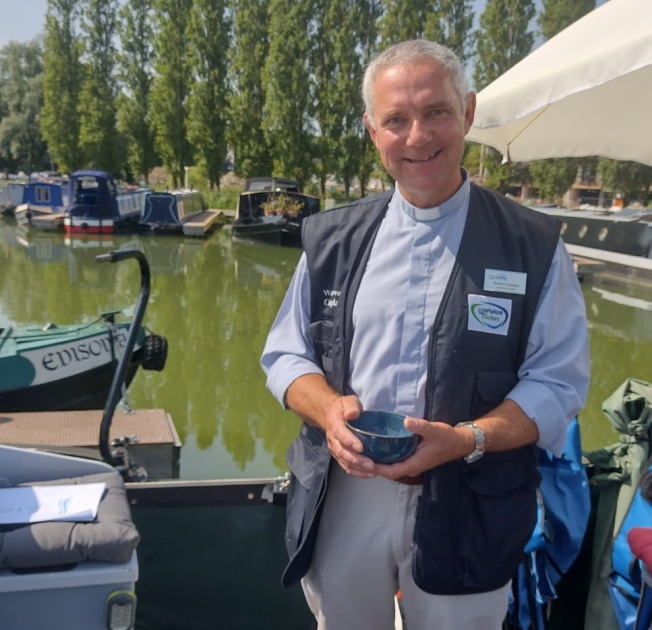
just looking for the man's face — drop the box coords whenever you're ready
[364,60,475,209]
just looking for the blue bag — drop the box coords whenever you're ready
[506,418,591,629]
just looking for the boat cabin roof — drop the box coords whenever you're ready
[244,177,301,193]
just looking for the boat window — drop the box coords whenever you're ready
[598,227,608,242]
[560,223,567,235]
[579,225,588,238]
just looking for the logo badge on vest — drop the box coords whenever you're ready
[467,294,511,336]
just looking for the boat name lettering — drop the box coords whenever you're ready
[41,330,128,371]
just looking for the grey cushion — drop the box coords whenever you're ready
[0,471,140,569]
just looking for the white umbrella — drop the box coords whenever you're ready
[466,0,652,166]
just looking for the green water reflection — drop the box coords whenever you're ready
[0,219,649,479]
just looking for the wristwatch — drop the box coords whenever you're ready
[458,421,486,463]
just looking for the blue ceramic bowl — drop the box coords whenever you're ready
[346,410,419,464]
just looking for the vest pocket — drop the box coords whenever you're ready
[413,454,538,594]
[308,319,334,376]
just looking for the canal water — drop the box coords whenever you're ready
[1,219,650,480]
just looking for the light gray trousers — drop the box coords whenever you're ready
[302,465,511,630]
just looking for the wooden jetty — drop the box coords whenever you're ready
[30,212,65,231]
[182,210,222,237]
[0,408,181,480]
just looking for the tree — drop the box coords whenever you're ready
[116,0,157,184]
[377,0,430,45]
[77,0,121,173]
[356,0,383,197]
[149,0,193,187]
[531,0,595,206]
[529,158,578,203]
[228,0,272,179]
[262,0,314,185]
[312,0,374,199]
[599,159,652,206]
[474,0,535,193]
[0,40,49,176]
[41,0,83,174]
[424,0,475,66]
[538,0,595,41]
[474,0,535,91]
[186,0,231,190]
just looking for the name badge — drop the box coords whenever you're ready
[484,269,527,295]
[468,294,512,336]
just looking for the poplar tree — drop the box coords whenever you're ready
[312,0,371,199]
[423,0,475,66]
[538,0,595,40]
[149,0,193,187]
[377,0,430,45]
[357,0,383,197]
[186,0,231,190]
[474,0,535,91]
[530,0,595,203]
[228,0,271,179]
[474,0,535,192]
[41,0,83,174]
[117,0,157,184]
[78,0,120,173]
[0,41,49,175]
[262,0,314,185]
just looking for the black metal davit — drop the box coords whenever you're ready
[96,249,151,478]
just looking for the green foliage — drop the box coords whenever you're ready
[378,0,430,44]
[538,0,595,40]
[227,0,272,179]
[41,0,84,173]
[473,0,535,90]
[77,0,121,173]
[598,159,652,206]
[424,0,475,66]
[117,0,158,183]
[186,0,231,190]
[149,0,194,187]
[262,0,314,185]
[312,0,375,199]
[529,158,577,203]
[0,40,49,174]
[203,185,242,211]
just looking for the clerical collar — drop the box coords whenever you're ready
[394,171,470,222]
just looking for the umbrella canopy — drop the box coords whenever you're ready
[466,0,652,166]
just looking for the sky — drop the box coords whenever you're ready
[0,0,500,49]
[0,0,607,57]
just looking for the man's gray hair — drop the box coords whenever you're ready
[363,40,469,127]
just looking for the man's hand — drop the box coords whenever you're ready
[322,396,379,478]
[373,418,473,480]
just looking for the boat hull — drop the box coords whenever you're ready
[0,359,141,412]
[0,322,166,413]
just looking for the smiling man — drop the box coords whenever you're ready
[261,40,590,630]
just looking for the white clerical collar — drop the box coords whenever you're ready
[394,170,470,222]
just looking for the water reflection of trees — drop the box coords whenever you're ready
[128,232,303,476]
[581,282,652,451]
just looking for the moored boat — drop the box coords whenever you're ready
[64,170,150,235]
[14,180,69,228]
[138,189,221,237]
[231,177,320,247]
[530,204,652,284]
[0,314,167,413]
[0,182,26,216]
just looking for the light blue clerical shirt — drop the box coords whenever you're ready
[261,174,590,455]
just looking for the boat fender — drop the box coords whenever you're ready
[141,334,168,371]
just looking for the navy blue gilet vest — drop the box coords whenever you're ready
[282,184,561,594]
